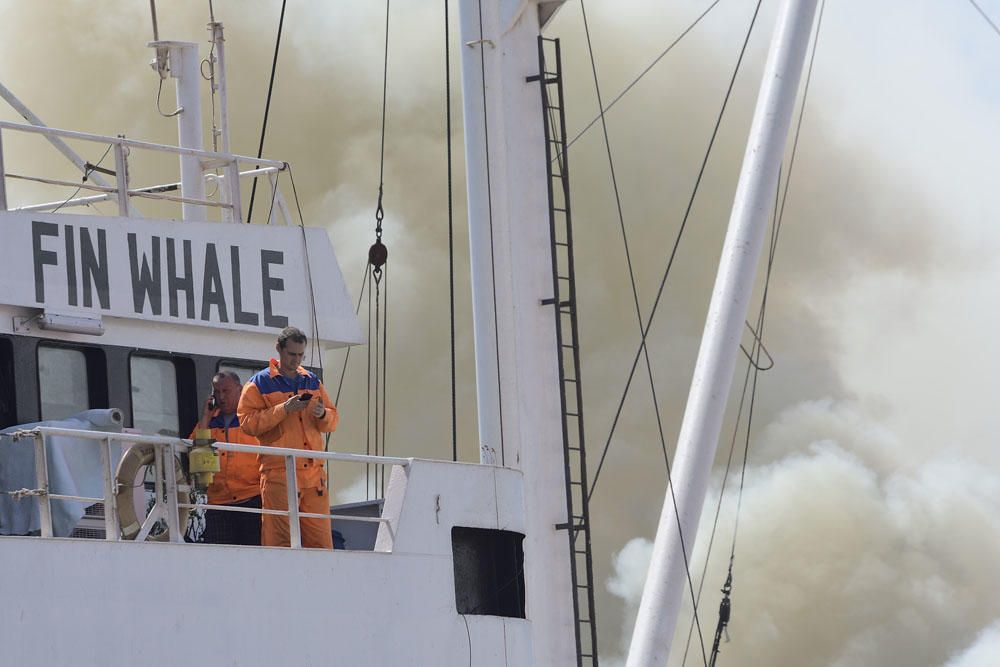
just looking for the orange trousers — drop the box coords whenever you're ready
[260,471,333,549]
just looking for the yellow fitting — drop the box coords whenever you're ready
[188,439,220,491]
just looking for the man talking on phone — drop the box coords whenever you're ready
[190,371,261,545]
[237,326,338,548]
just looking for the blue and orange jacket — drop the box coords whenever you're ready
[188,415,260,505]
[237,359,339,486]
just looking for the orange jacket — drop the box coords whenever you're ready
[237,359,339,486]
[189,416,260,505]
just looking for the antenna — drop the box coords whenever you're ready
[149,0,169,80]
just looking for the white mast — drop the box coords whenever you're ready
[458,0,577,664]
[149,40,207,221]
[626,0,820,664]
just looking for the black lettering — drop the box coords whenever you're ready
[64,225,77,307]
[200,243,229,322]
[80,228,110,310]
[166,238,195,319]
[32,221,59,304]
[127,234,162,315]
[230,246,259,326]
[260,249,288,329]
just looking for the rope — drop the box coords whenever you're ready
[246,0,287,224]
[562,0,727,159]
[334,261,372,406]
[6,488,46,500]
[445,0,458,463]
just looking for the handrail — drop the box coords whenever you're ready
[5,426,407,548]
[0,120,285,168]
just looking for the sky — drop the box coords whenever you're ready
[2,1,1000,665]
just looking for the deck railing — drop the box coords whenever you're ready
[0,120,292,224]
[5,425,409,549]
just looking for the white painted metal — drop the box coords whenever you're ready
[625,1,820,664]
[285,455,302,548]
[101,437,120,541]
[153,41,207,221]
[0,211,363,348]
[0,81,115,191]
[458,0,576,663]
[0,128,7,210]
[2,459,530,665]
[113,142,131,216]
[209,22,231,155]
[31,434,53,538]
[0,119,284,168]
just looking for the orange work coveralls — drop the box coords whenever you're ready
[189,415,260,505]
[237,359,339,548]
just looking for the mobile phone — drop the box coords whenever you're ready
[208,396,217,409]
[298,393,313,401]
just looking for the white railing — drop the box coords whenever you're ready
[5,426,410,549]
[0,120,293,224]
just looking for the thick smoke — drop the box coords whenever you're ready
[3,1,999,664]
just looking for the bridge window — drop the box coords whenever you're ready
[218,361,262,386]
[38,346,90,421]
[0,338,14,428]
[129,355,180,437]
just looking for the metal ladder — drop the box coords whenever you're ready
[529,36,599,666]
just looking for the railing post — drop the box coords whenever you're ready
[162,443,182,542]
[100,436,120,541]
[0,127,8,211]
[285,455,301,548]
[226,158,242,223]
[32,433,53,538]
[113,140,130,217]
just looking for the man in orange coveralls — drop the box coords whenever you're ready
[190,371,262,545]
[237,326,337,548]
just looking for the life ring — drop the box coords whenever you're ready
[115,443,191,541]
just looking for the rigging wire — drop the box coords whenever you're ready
[475,0,507,465]
[589,0,765,503]
[579,0,708,662]
[366,0,392,497]
[445,0,458,463]
[52,143,113,213]
[562,0,727,158]
[246,0,287,224]
[966,0,1000,38]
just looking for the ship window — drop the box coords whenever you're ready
[217,361,261,386]
[0,338,14,428]
[451,527,526,618]
[38,346,90,420]
[129,355,180,437]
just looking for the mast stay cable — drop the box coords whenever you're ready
[562,0,727,159]
[445,0,458,462]
[577,1,709,663]
[588,0,765,503]
[246,0,287,224]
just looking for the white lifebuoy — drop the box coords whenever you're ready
[115,443,191,541]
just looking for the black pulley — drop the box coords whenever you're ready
[368,240,388,271]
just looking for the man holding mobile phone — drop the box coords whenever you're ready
[237,326,338,549]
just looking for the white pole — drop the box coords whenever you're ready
[153,41,207,221]
[626,0,819,664]
[457,0,577,663]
